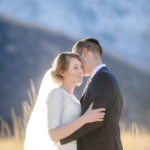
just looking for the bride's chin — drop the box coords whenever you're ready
[75,81,82,87]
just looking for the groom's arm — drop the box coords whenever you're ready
[60,72,114,145]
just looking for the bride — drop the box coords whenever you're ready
[24,52,105,150]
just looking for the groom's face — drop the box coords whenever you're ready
[80,56,89,76]
[79,48,91,76]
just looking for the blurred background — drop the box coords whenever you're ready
[0,0,150,133]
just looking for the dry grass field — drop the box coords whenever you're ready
[0,81,150,150]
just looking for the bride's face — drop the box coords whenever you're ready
[64,58,83,86]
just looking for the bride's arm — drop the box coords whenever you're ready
[49,103,105,143]
[47,89,105,143]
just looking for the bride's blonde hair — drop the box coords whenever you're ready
[50,52,81,84]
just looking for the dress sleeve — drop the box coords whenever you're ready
[46,88,64,130]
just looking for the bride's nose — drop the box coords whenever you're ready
[79,68,83,74]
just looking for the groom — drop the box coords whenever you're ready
[60,38,123,150]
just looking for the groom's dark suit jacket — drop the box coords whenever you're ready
[60,66,123,150]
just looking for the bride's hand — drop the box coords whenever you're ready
[82,103,106,124]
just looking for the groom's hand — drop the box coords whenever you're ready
[82,102,106,123]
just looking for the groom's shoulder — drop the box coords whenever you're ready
[96,67,112,77]
[95,67,117,83]
[101,67,115,77]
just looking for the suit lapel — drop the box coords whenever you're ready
[79,66,108,105]
[80,84,91,105]
[80,95,84,105]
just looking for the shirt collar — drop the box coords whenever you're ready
[90,64,106,79]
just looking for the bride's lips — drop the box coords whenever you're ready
[77,77,83,80]
[76,75,83,79]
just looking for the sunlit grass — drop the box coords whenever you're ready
[121,123,150,150]
[0,80,36,150]
[0,80,150,150]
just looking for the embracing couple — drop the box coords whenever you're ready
[24,38,123,150]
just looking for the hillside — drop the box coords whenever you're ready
[0,0,150,72]
[0,15,150,130]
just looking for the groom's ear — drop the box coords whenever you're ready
[83,48,89,58]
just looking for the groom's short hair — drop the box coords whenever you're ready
[72,38,102,56]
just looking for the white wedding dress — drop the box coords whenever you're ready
[24,69,81,150]
[46,87,81,150]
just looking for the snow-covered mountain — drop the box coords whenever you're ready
[0,0,150,72]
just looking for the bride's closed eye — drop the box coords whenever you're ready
[74,67,79,69]
[73,65,82,70]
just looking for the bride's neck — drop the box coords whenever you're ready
[60,82,75,96]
